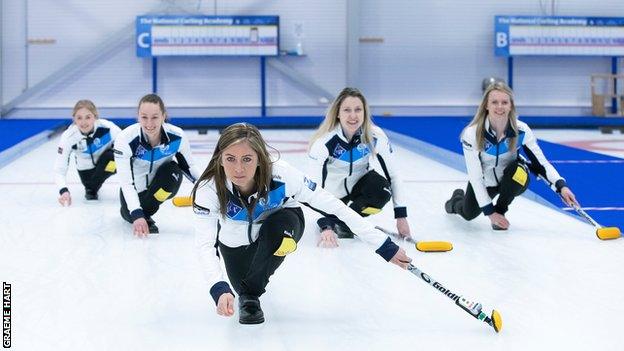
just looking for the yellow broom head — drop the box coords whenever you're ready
[596,227,621,240]
[491,310,503,333]
[415,241,453,252]
[172,196,193,207]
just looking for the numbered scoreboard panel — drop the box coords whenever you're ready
[136,15,279,57]
[495,16,624,57]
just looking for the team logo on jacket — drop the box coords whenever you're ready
[93,138,102,147]
[303,176,317,191]
[226,201,243,218]
[77,139,88,151]
[160,144,171,154]
[356,144,370,155]
[484,140,493,151]
[332,144,346,158]
[136,145,147,157]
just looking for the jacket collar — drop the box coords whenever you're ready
[484,117,516,144]
[334,124,362,144]
[139,124,169,147]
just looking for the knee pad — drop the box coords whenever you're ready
[511,164,528,187]
[104,160,116,173]
[153,187,173,202]
[360,206,382,215]
[273,233,297,257]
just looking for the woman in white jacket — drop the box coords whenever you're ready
[308,87,410,248]
[445,82,578,230]
[192,123,411,324]
[114,94,201,235]
[54,99,121,206]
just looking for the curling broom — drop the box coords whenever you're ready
[375,226,453,252]
[539,177,620,240]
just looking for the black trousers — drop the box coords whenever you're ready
[77,149,116,194]
[120,161,183,221]
[455,161,530,220]
[219,207,305,297]
[317,170,391,229]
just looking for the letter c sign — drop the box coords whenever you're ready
[137,32,150,49]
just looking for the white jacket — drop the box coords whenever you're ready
[114,123,201,214]
[462,119,565,212]
[308,125,407,218]
[53,119,121,192]
[193,159,398,295]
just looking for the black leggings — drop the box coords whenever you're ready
[120,161,183,221]
[219,207,305,297]
[77,149,116,193]
[456,161,530,220]
[316,170,391,229]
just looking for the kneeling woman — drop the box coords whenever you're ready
[114,94,201,236]
[444,82,578,230]
[54,99,121,205]
[192,123,411,324]
[308,87,411,248]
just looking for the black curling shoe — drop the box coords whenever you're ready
[334,222,355,239]
[445,189,464,214]
[85,189,98,200]
[239,295,264,324]
[146,217,159,234]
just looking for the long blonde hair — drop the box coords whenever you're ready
[309,87,375,151]
[191,123,276,217]
[464,81,519,151]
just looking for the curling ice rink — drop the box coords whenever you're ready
[1,128,623,351]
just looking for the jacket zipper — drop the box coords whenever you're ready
[86,137,96,167]
[146,148,154,188]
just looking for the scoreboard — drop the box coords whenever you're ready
[136,15,279,57]
[495,16,624,56]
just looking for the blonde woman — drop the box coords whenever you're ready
[192,123,411,324]
[445,82,578,230]
[308,87,410,248]
[54,99,121,206]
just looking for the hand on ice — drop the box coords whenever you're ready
[488,212,509,230]
[58,192,72,207]
[318,228,339,248]
[133,218,149,238]
[217,293,235,317]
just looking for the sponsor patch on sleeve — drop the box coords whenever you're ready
[193,204,210,216]
[113,149,123,155]
[57,147,63,154]
[303,176,317,191]
[461,139,473,149]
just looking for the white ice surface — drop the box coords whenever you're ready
[0,129,623,351]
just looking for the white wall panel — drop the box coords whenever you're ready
[2,0,624,116]
[359,0,624,110]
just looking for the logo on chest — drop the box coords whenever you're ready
[136,145,147,158]
[159,144,173,155]
[332,144,347,158]
[77,139,88,151]
[356,144,370,155]
[226,201,243,218]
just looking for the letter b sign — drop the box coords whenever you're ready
[496,32,508,48]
